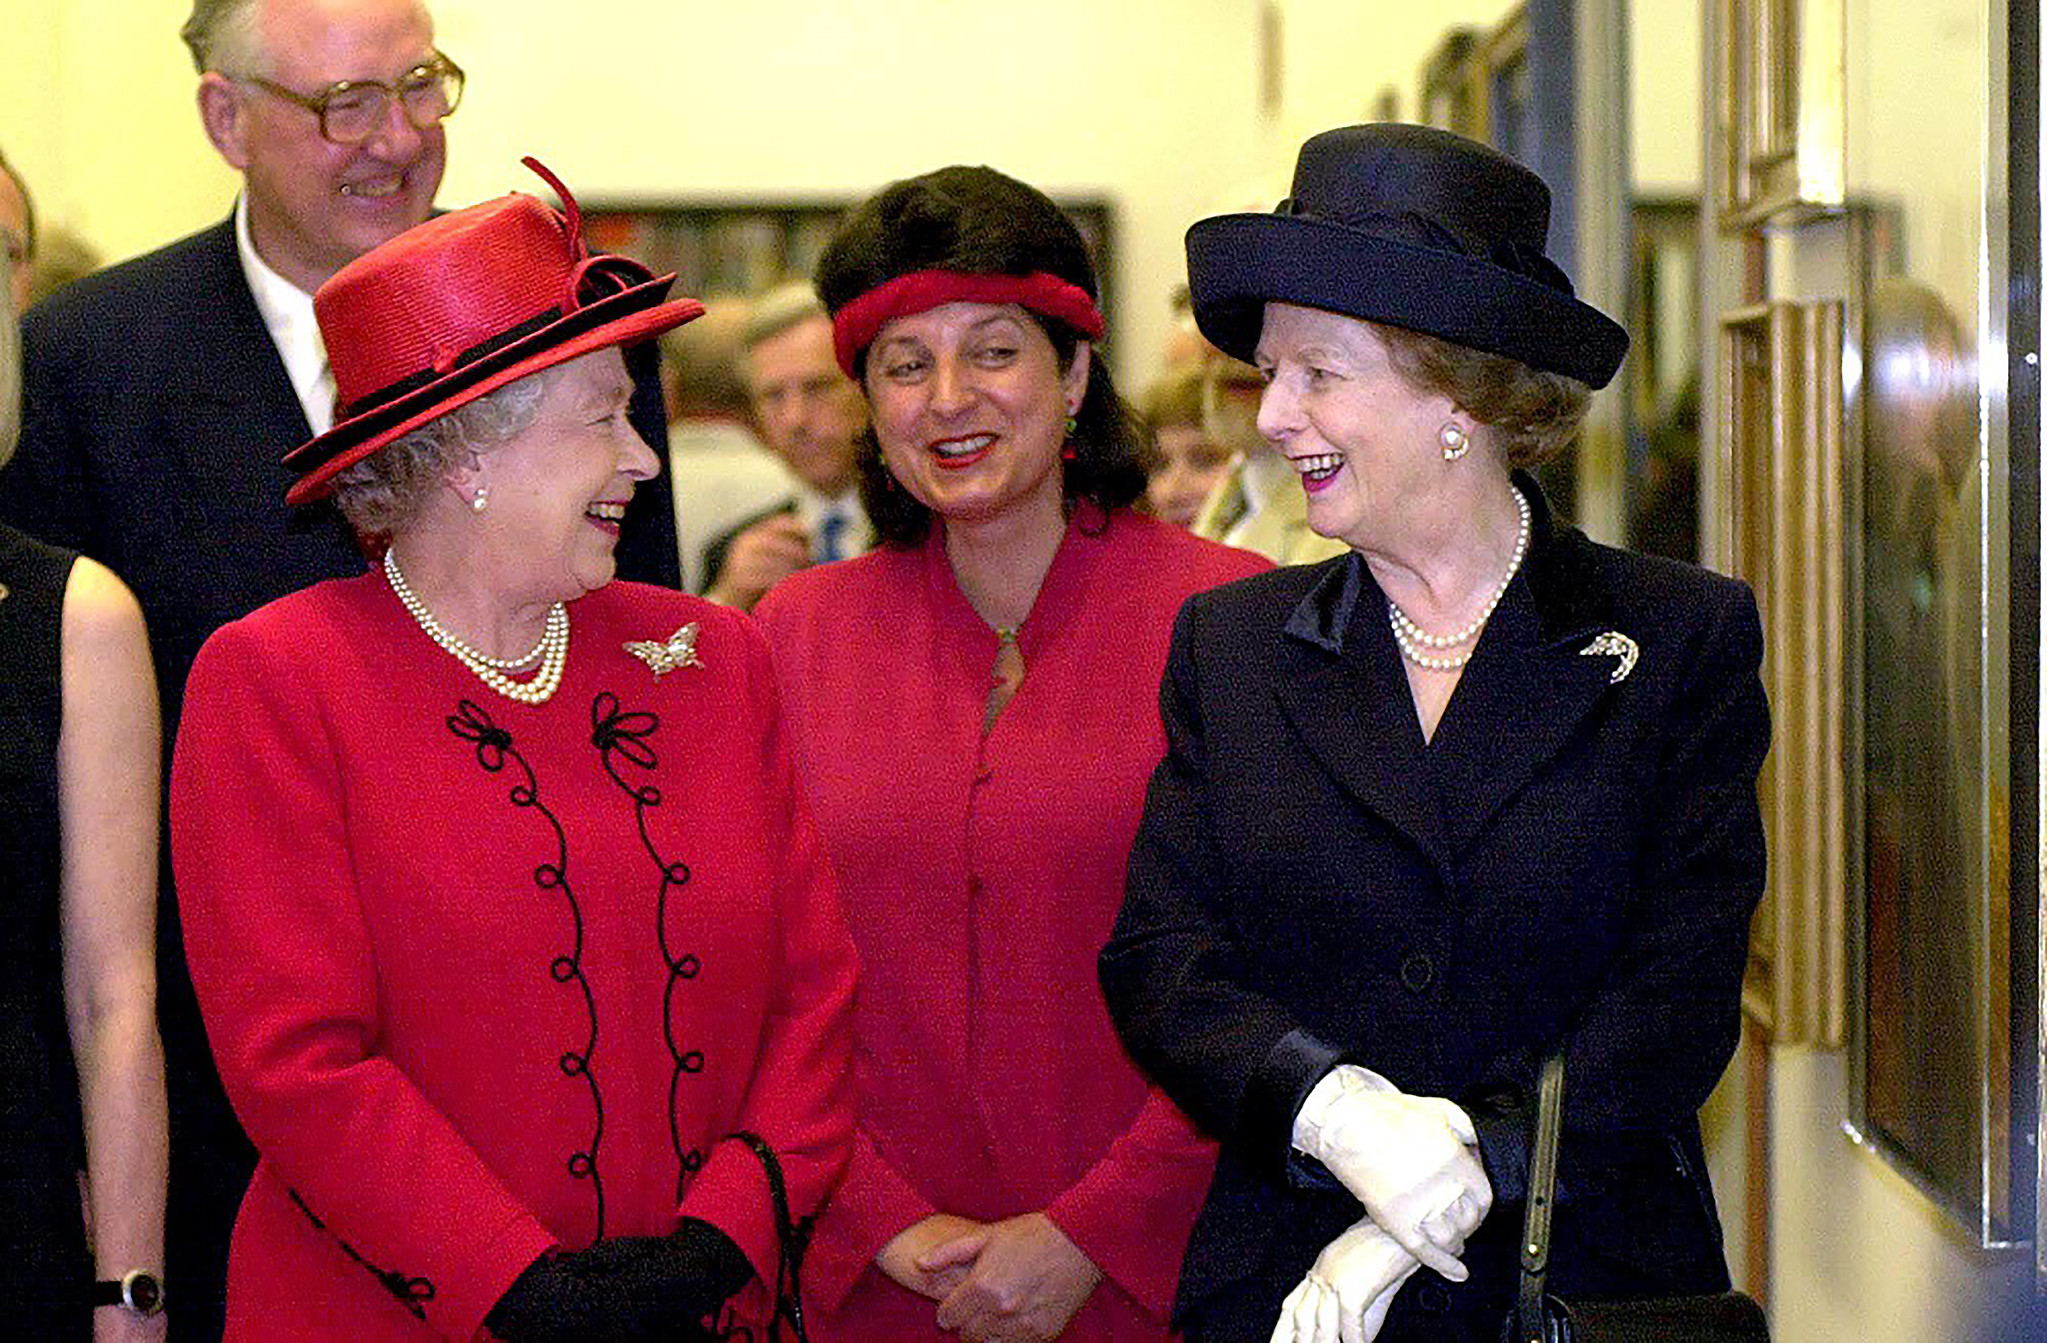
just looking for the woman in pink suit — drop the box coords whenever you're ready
[170,162,856,1343]
[755,165,1269,1343]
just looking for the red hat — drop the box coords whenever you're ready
[284,157,703,506]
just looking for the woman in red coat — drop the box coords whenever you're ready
[170,162,856,1343]
[754,166,1268,1343]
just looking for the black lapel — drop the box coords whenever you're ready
[1271,557,1450,865]
[1426,481,1627,854]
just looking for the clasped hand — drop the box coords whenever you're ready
[878,1211,1102,1343]
[1268,1216,1420,1343]
[1295,1085,1492,1280]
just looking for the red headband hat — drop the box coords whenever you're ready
[830,269,1106,378]
[283,156,705,506]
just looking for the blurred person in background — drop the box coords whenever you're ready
[659,296,797,593]
[27,224,106,312]
[702,282,871,609]
[1137,366,1234,530]
[1188,352,1346,566]
[1,146,35,313]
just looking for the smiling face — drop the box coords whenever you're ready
[473,347,658,604]
[204,0,446,293]
[864,300,1088,533]
[743,313,867,496]
[1253,302,1466,553]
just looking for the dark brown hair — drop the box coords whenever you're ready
[818,165,1146,546]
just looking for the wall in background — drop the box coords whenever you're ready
[6,0,1530,381]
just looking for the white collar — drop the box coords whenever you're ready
[234,194,336,434]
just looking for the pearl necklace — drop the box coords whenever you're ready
[1386,487,1531,673]
[383,549,571,705]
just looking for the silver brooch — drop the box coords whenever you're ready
[1580,631,1638,684]
[624,623,705,677]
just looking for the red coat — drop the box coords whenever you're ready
[756,511,1269,1340]
[171,574,857,1341]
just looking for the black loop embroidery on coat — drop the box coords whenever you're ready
[588,689,704,1202]
[447,698,513,770]
[446,704,607,1238]
[289,1189,437,1320]
[592,692,662,792]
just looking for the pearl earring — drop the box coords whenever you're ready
[1439,424,1469,461]
[471,486,489,513]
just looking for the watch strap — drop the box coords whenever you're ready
[91,1269,164,1316]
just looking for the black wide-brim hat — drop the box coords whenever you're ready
[284,157,704,506]
[1186,123,1627,388]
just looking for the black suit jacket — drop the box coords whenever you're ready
[1100,482,1769,1341]
[1,216,678,733]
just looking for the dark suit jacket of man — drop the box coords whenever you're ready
[1100,481,1769,1342]
[0,215,679,1342]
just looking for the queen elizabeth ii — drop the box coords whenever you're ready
[170,160,856,1342]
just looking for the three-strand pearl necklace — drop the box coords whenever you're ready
[1386,486,1531,673]
[384,548,570,705]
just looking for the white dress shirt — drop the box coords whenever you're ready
[234,194,336,435]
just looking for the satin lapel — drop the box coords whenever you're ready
[1272,567,1448,864]
[1426,488,1624,855]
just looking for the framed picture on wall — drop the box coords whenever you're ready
[1714,0,1845,226]
[579,197,1118,324]
[1418,28,1482,138]
[1844,255,2024,1250]
[1719,298,1848,1049]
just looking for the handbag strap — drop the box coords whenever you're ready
[1511,1045,1568,1343]
[722,1131,813,1343]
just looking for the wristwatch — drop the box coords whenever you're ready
[91,1268,165,1317]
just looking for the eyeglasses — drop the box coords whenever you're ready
[240,53,465,145]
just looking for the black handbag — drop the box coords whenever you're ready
[1504,1047,1769,1343]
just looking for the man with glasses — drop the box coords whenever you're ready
[0,4,680,1338]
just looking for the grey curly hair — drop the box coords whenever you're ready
[329,367,558,542]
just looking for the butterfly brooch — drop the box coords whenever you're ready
[1579,630,1639,684]
[624,623,705,677]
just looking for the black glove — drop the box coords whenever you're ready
[486,1218,755,1343]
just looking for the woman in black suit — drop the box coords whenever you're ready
[1099,123,1769,1343]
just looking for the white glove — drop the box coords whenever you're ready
[1267,1216,1421,1343]
[1292,1066,1493,1279]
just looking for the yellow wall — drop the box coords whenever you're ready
[3,0,1523,382]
